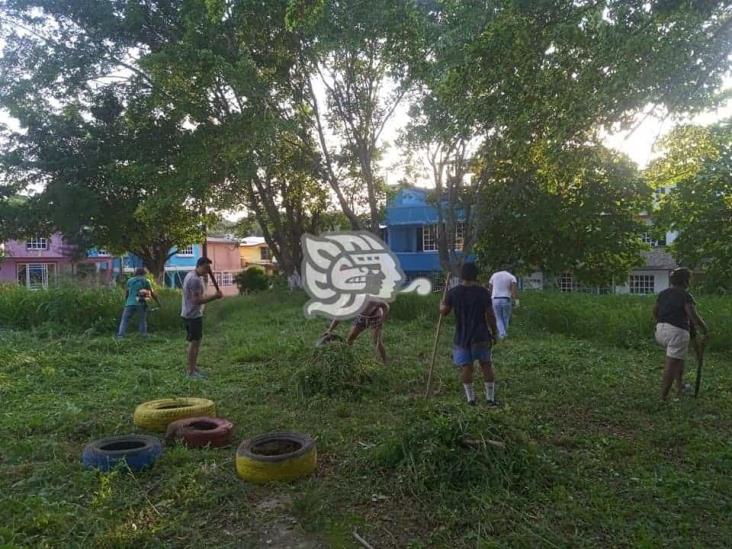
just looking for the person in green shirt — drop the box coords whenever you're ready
[116,268,157,338]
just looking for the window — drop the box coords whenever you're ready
[26,237,49,251]
[260,247,272,261]
[17,263,56,290]
[96,249,110,256]
[641,232,666,247]
[176,245,194,256]
[214,272,234,287]
[629,275,655,294]
[454,222,465,251]
[558,273,577,293]
[422,225,438,251]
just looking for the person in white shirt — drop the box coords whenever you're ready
[488,269,518,340]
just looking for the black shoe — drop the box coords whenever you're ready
[486,399,498,407]
[468,400,477,406]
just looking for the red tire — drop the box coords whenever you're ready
[165,416,234,448]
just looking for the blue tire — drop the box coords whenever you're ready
[82,434,163,472]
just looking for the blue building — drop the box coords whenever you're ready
[383,187,470,282]
[113,244,203,288]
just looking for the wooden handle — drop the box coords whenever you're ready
[208,265,221,293]
[425,273,452,399]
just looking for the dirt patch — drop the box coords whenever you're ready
[254,495,325,548]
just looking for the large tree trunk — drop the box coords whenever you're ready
[136,241,173,284]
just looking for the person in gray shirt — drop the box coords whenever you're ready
[182,257,223,379]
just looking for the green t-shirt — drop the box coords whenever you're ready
[125,276,152,307]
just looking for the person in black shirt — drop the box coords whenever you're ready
[653,267,708,400]
[440,263,499,406]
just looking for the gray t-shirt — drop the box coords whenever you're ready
[181,271,205,319]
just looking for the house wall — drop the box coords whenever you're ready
[1,234,114,287]
[388,227,416,253]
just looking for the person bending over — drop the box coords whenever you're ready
[441,263,499,406]
[322,300,389,364]
[653,267,708,400]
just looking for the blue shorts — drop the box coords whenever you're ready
[452,342,492,367]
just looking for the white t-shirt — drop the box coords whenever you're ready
[489,271,517,299]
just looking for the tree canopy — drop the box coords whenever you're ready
[0,0,730,285]
[651,120,732,292]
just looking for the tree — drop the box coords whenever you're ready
[292,0,419,233]
[0,90,205,281]
[401,95,481,276]
[240,134,330,277]
[0,0,307,275]
[474,142,650,286]
[406,0,731,278]
[652,121,732,292]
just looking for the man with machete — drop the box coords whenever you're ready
[181,257,223,380]
[440,263,499,406]
[653,267,708,400]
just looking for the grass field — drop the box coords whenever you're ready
[1,289,730,548]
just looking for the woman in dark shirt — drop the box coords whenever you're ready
[653,268,708,400]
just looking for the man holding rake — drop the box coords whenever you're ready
[440,263,499,406]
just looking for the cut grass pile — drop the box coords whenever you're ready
[295,342,383,400]
[0,289,730,547]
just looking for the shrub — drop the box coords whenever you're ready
[294,342,382,399]
[234,268,269,294]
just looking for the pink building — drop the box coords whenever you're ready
[0,233,114,289]
[207,237,242,297]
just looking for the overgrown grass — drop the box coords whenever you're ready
[0,284,182,334]
[519,290,732,352]
[0,289,730,547]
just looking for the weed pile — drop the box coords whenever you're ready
[0,285,182,334]
[294,342,382,399]
[372,404,541,496]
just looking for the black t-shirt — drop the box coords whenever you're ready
[656,287,694,331]
[445,284,494,347]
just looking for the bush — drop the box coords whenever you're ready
[294,342,382,399]
[234,268,269,294]
[0,284,182,334]
[372,404,540,495]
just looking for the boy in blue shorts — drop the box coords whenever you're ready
[440,263,499,406]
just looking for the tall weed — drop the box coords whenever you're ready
[518,291,732,352]
[0,284,181,334]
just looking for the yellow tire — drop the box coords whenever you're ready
[133,398,216,432]
[236,432,317,483]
